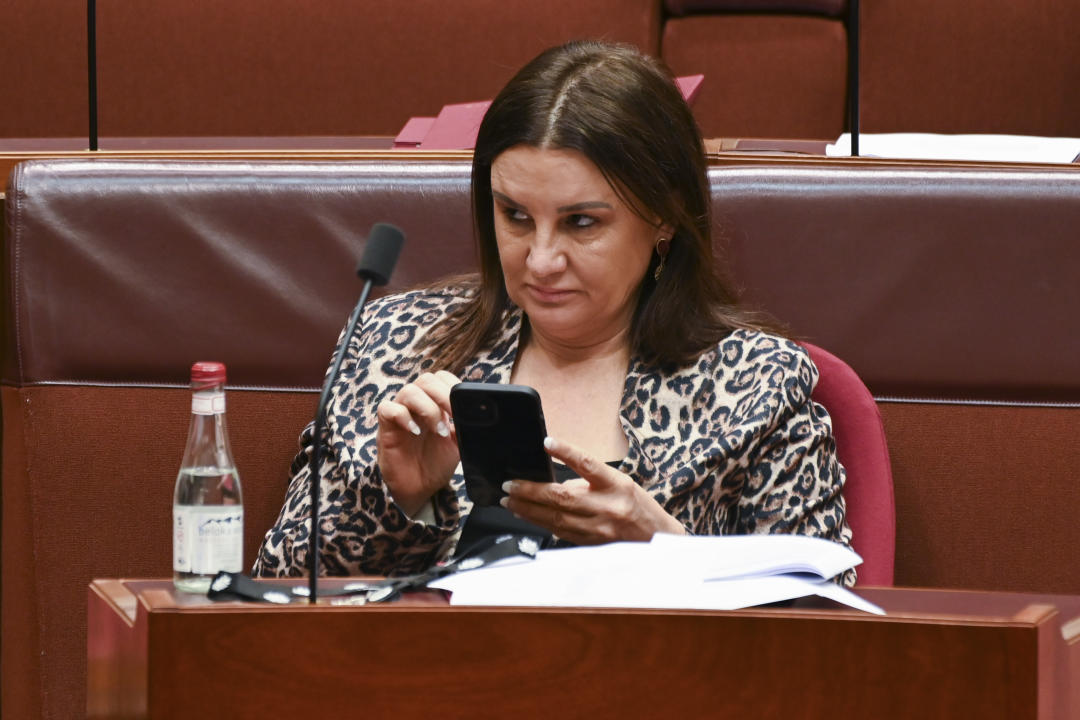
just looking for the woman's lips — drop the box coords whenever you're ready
[526,284,575,303]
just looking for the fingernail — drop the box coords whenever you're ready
[498,497,509,508]
[436,421,450,438]
[543,436,554,450]
[501,481,515,494]
[408,421,422,436]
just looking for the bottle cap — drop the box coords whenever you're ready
[190,361,227,389]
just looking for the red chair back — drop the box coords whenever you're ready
[803,342,896,586]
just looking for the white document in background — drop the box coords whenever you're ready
[429,534,883,614]
[827,133,1080,164]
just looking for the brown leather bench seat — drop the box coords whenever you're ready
[4,156,1080,718]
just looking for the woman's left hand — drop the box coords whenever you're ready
[500,436,687,544]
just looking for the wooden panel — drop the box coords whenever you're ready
[87,581,148,719]
[3,387,318,720]
[880,402,1080,594]
[88,580,1080,719]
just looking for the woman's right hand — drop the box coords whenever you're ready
[376,371,461,517]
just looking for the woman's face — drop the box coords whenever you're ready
[490,145,664,349]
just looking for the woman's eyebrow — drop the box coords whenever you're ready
[557,201,613,213]
[491,190,522,208]
[492,192,612,214]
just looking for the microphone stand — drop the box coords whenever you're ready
[847,0,860,157]
[87,0,98,151]
[307,224,404,603]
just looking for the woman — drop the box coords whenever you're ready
[254,40,853,582]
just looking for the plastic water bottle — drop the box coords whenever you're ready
[173,361,244,593]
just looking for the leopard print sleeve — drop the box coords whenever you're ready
[252,289,468,578]
[732,336,856,585]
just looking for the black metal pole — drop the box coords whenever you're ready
[87,0,98,150]
[307,281,374,603]
[847,0,860,156]
[305,223,403,604]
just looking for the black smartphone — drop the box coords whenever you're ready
[449,382,555,506]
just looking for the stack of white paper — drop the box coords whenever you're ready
[827,132,1080,164]
[429,533,883,615]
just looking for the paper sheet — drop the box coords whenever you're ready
[429,534,882,614]
[827,133,1080,164]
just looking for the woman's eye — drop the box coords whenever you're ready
[502,207,530,224]
[566,214,597,229]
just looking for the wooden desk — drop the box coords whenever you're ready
[88,579,1080,719]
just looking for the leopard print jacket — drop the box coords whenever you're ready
[253,285,855,584]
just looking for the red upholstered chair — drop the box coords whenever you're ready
[803,342,895,586]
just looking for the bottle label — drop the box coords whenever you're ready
[191,390,226,415]
[173,505,244,574]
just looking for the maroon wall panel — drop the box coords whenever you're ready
[882,402,1080,593]
[861,0,1080,135]
[0,0,87,137]
[92,0,660,137]
[0,0,660,139]
[666,0,845,13]
[662,15,847,139]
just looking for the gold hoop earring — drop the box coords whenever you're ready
[654,238,670,281]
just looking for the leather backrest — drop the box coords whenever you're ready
[713,163,1080,403]
[3,159,474,389]
[12,159,1079,400]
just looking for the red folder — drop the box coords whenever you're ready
[393,117,436,148]
[417,101,491,150]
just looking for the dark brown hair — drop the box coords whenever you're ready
[421,40,774,372]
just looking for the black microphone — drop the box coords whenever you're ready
[356,224,405,286]
[308,223,405,603]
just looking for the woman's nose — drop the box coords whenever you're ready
[525,228,567,276]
